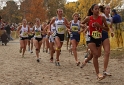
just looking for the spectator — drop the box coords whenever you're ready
[5,23,13,41]
[112,9,123,49]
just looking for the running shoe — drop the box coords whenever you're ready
[37,59,40,62]
[103,71,112,76]
[97,73,105,81]
[30,51,33,53]
[80,63,86,68]
[50,57,53,63]
[76,62,80,66]
[55,60,60,66]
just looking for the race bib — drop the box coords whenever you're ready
[23,32,28,36]
[71,26,78,32]
[92,31,101,39]
[29,33,33,36]
[58,27,64,33]
[35,31,41,37]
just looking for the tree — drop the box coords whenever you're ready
[0,1,21,23]
[20,0,47,22]
[43,0,66,19]
[64,2,77,21]
[64,0,123,20]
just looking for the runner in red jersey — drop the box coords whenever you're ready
[81,4,109,80]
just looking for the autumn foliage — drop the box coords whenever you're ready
[21,0,47,22]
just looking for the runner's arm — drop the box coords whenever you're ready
[17,26,22,37]
[48,17,56,35]
[110,22,114,37]
[102,16,109,31]
[64,18,70,29]
[81,16,89,24]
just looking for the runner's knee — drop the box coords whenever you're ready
[93,51,99,58]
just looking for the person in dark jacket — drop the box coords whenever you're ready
[5,23,13,41]
[112,9,123,49]
[1,30,9,45]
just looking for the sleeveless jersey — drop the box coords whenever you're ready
[34,25,42,38]
[70,20,80,34]
[50,24,56,37]
[29,27,34,36]
[88,16,103,39]
[105,15,112,25]
[20,25,28,37]
[55,17,66,34]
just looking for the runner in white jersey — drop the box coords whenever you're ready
[33,18,44,62]
[49,8,69,66]
[17,19,29,57]
[28,22,34,53]
[100,5,113,76]
[49,23,56,62]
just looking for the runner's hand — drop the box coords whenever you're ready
[94,22,100,28]
[47,31,51,36]
[78,31,81,34]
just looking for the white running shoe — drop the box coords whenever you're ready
[103,71,112,76]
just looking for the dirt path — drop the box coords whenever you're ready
[0,39,124,85]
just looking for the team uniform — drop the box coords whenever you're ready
[42,34,46,38]
[70,20,80,42]
[87,16,103,47]
[28,27,34,40]
[49,24,56,42]
[66,32,70,38]
[54,17,66,42]
[34,25,43,42]
[101,14,112,42]
[20,25,28,40]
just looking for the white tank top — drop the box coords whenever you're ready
[55,17,66,34]
[104,15,112,25]
[34,25,42,38]
[29,27,34,36]
[50,24,56,37]
[29,27,33,31]
[70,20,80,32]
[101,13,112,25]
[20,25,28,37]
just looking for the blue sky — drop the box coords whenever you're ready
[67,0,77,2]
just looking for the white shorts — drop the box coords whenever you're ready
[49,35,55,43]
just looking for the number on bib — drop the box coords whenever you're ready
[35,32,41,36]
[29,33,33,36]
[58,28,64,32]
[92,31,101,39]
[23,32,28,36]
[72,26,78,32]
